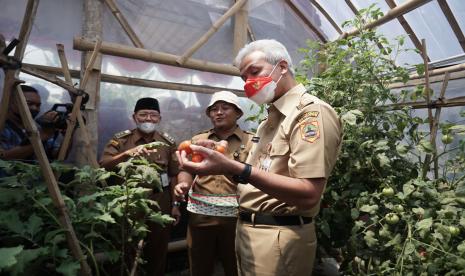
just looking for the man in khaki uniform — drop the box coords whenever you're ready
[174,91,253,276]
[176,40,342,275]
[100,97,179,276]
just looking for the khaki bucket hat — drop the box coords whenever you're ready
[206,91,243,118]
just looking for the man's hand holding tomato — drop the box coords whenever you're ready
[176,139,237,177]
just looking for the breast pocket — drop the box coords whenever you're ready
[270,142,290,157]
[267,141,290,173]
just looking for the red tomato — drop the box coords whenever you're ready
[191,153,203,163]
[178,140,193,155]
[216,145,227,154]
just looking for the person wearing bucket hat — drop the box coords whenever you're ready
[176,40,343,276]
[100,97,179,275]
[174,91,254,276]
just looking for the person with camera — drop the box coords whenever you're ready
[99,97,180,276]
[0,84,64,162]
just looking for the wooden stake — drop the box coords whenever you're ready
[102,0,144,48]
[421,39,435,179]
[431,72,450,178]
[15,85,91,275]
[73,37,240,76]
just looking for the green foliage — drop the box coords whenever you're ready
[0,155,173,275]
[296,4,465,275]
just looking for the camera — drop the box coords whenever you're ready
[36,103,73,129]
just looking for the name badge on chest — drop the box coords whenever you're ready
[161,172,169,188]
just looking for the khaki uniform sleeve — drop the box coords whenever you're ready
[288,104,342,179]
[167,142,179,177]
[99,139,122,165]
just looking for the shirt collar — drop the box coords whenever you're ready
[271,83,307,117]
[208,125,244,141]
[133,128,158,143]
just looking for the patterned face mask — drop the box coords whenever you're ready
[243,62,283,105]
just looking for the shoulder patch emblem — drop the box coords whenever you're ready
[300,120,320,143]
[114,129,131,139]
[162,132,175,145]
[110,139,119,147]
[298,111,319,123]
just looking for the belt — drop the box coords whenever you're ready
[239,212,312,226]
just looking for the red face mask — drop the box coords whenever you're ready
[243,63,281,104]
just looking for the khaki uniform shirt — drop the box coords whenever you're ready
[191,126,253,195]
[100,128,179,177]
[238,84,342,217]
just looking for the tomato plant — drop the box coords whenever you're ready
[295,4,465,275]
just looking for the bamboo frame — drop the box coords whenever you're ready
[176,0,247,65]
[57,41,101,167]
[340,0,433,39]
[14,85,91,275]
[73,37,240,76]
[344,0,358,15]
[285,0,327,43]
[385,0,429,61]
[23,63,245,96]
[0,1,91,273]
[0,0,39,131]
[437,0,465,52]
[389,70,465,89]
[379,95,465,110]
[102,0,144,48]
[233,0,249,56]
[409,62,465,80]
[310,0,342,34]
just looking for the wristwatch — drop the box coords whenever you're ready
[172,201,181,207]
[232,163,252,184]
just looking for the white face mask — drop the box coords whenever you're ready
[137,122,157,133]
[244,63,283,105]
[248,81,278,105]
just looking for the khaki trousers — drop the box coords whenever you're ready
[236,220,316,276]
[187,213,238,276]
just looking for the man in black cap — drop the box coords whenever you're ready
[100,97,180,275]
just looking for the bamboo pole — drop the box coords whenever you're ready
[73,37,240,76]
[310,0,342,34]
[15,85,92,275]
[409,62,465,80]
[0,0,39,131]
[23,63,245,96]
[102,0,144,48]
[57,41,101,166]
[422,40,434,132]
[379,96,465,110]
[233,0,248,57]
[389,70,465,89]
[20,65,82,95]
[176,0,247,65]
[431,72,450,178]
[385,0,428,61]
[285,0,327,43]
[340,0,433,39]
[437,0,465,52]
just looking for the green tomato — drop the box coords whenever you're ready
[441,134,453,144]
[382,187,395,197]
[385,213,399,225]
[393,204,404,213]
[449,226,460,237]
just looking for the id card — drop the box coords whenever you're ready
[161,173,169,187]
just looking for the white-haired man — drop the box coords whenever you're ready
[176,40,342,275]
[174,91,253,276]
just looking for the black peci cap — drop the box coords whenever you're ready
[134,97,160,113]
